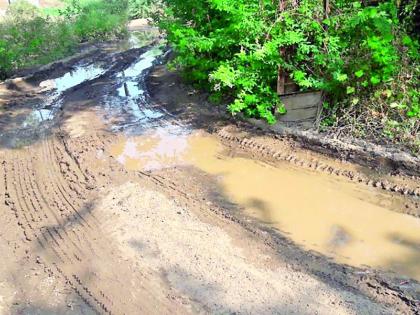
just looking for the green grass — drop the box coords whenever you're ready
[0,0,129,79]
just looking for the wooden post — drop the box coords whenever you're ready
[323,0,330,19]
[277,48,286,95]
[277,0,286,95]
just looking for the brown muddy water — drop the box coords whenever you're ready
[111,128,420,281]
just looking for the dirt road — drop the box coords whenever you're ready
[0,24,419,314]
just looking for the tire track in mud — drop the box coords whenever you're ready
[1,139,178,315]
[5,149,121,314]
[37,138,138,308]
[214,127,419,214]
[5,152,102,306]
[1,157,86,309]
[41,138,95,229]
[23,152,90,259]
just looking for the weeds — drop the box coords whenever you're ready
[0,0,129,79]
[157,0,419,152]
[128,0,162,19]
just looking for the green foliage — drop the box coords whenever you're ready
[127,0,161,19]
[0,0,78,79]
[0,0,128,79]
[70,0,128,41]
[158,0,419,150]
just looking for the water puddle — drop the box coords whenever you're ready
[110,130,420,281]
[0,61,107,148]
[29,63,106,127]
[49,63,106,93]
[111,126,191,170]
[15,33,162,141]
[105,47,164,131]
[113,29,161,51]
[120,47,163,78]
[22,109,53,127]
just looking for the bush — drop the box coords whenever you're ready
[0,0,129,79]
[0,1,78,79]
[157,0,419,151]
[63,0,128,41]
[128,0,161,19]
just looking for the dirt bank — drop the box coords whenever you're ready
[0,28,419,315]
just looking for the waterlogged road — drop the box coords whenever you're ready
[0,22,419,314]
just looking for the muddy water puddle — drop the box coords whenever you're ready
[3,41,163,147]
[111,28,161,52]
[104,47,165,132]
[110,129,420,281]
[0,62,107,147]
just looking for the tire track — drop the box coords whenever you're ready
[21,156,88,258]
[42,138,95,229]
[215,127,420,209]
[34,143,125,313]
[4,141,178,314]
[2,149,121,314]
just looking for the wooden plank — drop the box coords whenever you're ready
[277,91,323,129]
[278,106,319,122]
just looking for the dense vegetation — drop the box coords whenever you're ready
[157,0,419,152]
[0,0,130,79]
[128,0,161,19]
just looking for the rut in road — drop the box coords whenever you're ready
[1,135,180,314]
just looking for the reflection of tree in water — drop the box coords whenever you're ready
[22,109,53,129]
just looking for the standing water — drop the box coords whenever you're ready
[111,129,420,281]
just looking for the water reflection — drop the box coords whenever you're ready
[118,81,142,97]
[120,47,163,78]
[24,63,106,130]
[51,63,106,93]
[116,29,161,51]
[104,47,164,132]
[111,125,189,170]
[22,109,53,128]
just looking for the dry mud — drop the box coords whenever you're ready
[0,26,419,314]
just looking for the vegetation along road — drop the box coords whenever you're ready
[0,0,419,314]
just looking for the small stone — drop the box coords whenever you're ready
[382,181,391,190]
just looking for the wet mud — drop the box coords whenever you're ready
[0,20,419,315]
[110,128,420,282]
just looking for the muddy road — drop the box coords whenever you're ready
[0,22,419,314]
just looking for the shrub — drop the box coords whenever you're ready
[128,0,161,19]
[0,0,78,78]
[61,0,128,41]
[158,0,419,151]
[0,0,129,79]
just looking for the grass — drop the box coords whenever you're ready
[0,0,129,79]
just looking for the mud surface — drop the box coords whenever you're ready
[0,22,419,314]
[110,129,420,282]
